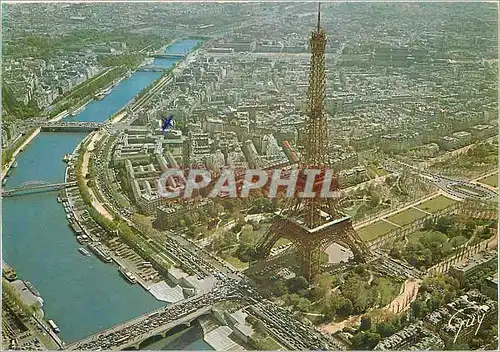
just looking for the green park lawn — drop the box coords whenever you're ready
[375,277,402,306]
[415,195,457,214]
[224,255,248,269]
[478,173,498,188]
[357,220,398,242]
[407,231,428,244]
[258,336,285,350]
[386,208,428,227]
[367,165,389,178]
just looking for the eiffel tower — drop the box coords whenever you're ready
[256,3,371,283]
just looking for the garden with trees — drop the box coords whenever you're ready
[2,278,41,320]
[429,141,498,178]
[266,264,402,326]
[389,214,496,270]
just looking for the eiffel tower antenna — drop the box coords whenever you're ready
[317,2,321,32]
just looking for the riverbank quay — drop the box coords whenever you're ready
[32,314,65,349]
[2,127,41,180]
[2,277,62,350]
[48,109,69,122]
[63,134,179,301]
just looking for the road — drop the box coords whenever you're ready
[383,159,497,202]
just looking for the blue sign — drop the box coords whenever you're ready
[161,115,174,132]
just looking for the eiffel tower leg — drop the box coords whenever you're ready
[257,222,287,258]
[341,227,370,262]
[299,245,320,283]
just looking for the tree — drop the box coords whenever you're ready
[376,322,397,337]
[364,332,382,349]
[245,315,257,326]
[389,246,402,259]
[272,280,288,297]
[323,292,353,318]
[341,275,376,314]
[184,214,194,227]
[254,319,268,337]
[410,299,427,318]
[354,264,367,276]
[435,216,455,234]
[351,332,381,350]
[295,297,311,312]
[287,276,309,294]
[360,316,372,331]
[399,313,408,327]
[422,218,435,231]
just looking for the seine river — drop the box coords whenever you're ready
[2,39,212,349]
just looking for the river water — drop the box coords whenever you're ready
[2,39,212,349]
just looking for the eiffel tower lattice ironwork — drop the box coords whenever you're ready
[255,3,371,283]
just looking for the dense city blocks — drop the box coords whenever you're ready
[2,2,498,351]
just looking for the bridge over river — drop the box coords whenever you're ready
[136,66,169,72]
[23,121,105,132]
[2,181,77,197]
[65,277,344,351]
[151,53,186,59]
[65,287,238,350]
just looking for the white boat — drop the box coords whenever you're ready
[118,267,137,284]
[48,319,60,333]
[78,247,90,256]
[12,161,18,168]
[76,235,89,244]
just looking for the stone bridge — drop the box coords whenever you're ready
[65,288,239,350]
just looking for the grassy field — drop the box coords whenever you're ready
[415,195,457,214]
[357,220,398,242]
[367,165,390,178]
[375,277,402,306]
[407,231,428,244]
[259,336,285,350]
[386,208,428,227]
[478,173,498,188]
[224,255,248,269]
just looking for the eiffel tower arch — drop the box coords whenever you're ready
[257,213,371,281]
[255,4,371,284]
